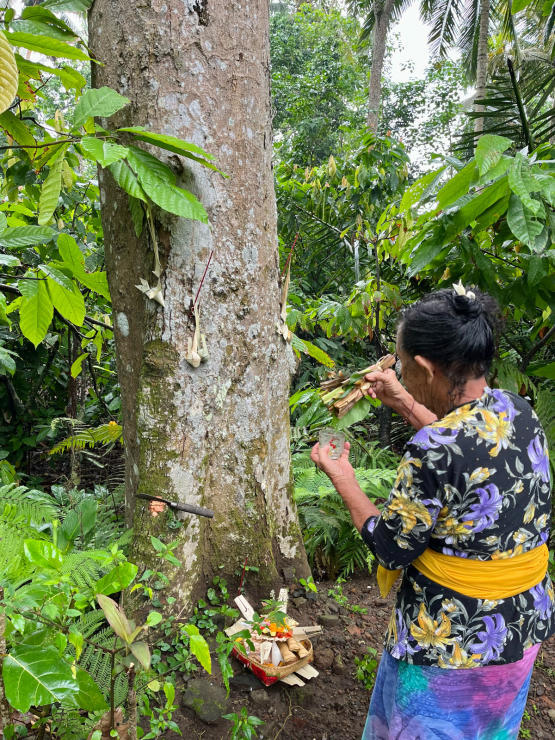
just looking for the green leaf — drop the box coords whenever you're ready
[441,177,510,245]
[38,158,64,225]
[57,233,84,272]
[73,87,130,128]
[0,346,17,375]
[79,137,129,167]
[511,0,533,11]
[47,277,85,325]
[128,196,144,237]
[507,194,544,247]
[5,32,90,61]
[529,361,555,380]
[76,270,111,300]
[0,226,55,249]
[146,611,163,627]
[94,562,138,596]
[39,263,74,291]
[474,135,512,176]
[290,333,334,368]
[19,278,53,347]
[23,539,63,570]
[0,254,20,267]
[437,161,476,208]
[117,126,215,161]
[12,19,76,43]
[130,641,151,670]
[70,352,89,378]
[137,167,208,222]
[527,255,547,286]
[407,240,449,276]
[43,0,94,11]
[400,167,444,211]
[109,159,147,202]
[184,624,212,673]
[0,111,36,148]
[74,667,108,712]
[96,594,132,642]
[3,645,79,712]
[150,536,166,553]
[508,154,543,215]
[335,396,379,430]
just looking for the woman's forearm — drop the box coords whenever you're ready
[330,473,380,531]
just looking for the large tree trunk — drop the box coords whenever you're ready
[474,0,491,136]
[88,0,309,604]
[367,0,395,132]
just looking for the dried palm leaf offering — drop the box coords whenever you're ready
[0,32,18,115]
[319,353,396,418]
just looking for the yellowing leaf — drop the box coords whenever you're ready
[0,31,18,115]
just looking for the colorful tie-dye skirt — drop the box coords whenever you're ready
[363,644,540,740]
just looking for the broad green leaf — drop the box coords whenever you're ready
[47,277,85,325]
[5,32,90,61]
[19,278,53,346]
[137,167,208,222]
[511,0,533,10]
[38,157,64,225]
[23,539,63,570]
[70,351,89,378]
[94,562,138,596]
[407,240,449,276]
[77,270,111,300]
[74,667,108,712]
[475,135,512,176]
[146,611,163,627]
[126,145,176,183]
[58,233,84,272]
[529,361,555,380]
[128,196,144,237]
[79,497,97,537]
[0,111,36,147]
[58,510,80,550]
[185,624,212,673]
[79,137,129,167]
[96,594,132,642]
[73,87,130,128]
[12,19,76,42]
[130,641,151,670]
[39,263,74,291]
[437,161,476,208]
[68,630,83,661]
[507,194,544,248]
[508,154,543,215]
[43,0,94,11]
[15,54,85,92]
[109,159,147,202]
[3,645,79,712]
[0,254,20,267]
[400,167,444,211]
[290,333,334,368]
[0,226,55,248]
[335,396,379,430]
[0,212,6,232]
[118,126,215,161]
[527,255,547,287]
[441,177,510,245]
[0,347,17,375]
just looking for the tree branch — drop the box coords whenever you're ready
[520,325,555,371]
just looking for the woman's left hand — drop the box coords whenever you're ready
[311,440,356,483]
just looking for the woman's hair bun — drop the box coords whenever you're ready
[452,293,482,319]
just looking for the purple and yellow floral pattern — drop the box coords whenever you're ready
[361,387,554,667]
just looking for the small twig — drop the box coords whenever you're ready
[0,138,77,151]
[193,249,214,306]
[273,693,294,740]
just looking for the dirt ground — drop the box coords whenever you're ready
[173,572,555,740]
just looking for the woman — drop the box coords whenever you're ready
[312,286,554,740]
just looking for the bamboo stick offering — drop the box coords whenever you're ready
[287,637,309,658]
[278,641,297,664]
[319,354,396,418]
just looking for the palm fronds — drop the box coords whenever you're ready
[319,353,396,417]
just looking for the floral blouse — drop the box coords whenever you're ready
[361,387,554,668]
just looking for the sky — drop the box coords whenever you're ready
[390,7,431,83]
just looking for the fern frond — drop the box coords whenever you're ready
[49,422,123,456]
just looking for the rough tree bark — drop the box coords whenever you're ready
[473,0,491,136]
[367,0,395,132]
[88,0,309,603]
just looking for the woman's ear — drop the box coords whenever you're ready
[414,355,436,384]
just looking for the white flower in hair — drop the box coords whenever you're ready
[453,281,475,300]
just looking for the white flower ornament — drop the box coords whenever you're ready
[453,281,475,300]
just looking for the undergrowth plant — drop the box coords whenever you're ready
[293,452,397,578]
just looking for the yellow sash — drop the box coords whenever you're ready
[377,543,549,599]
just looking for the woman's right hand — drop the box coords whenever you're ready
[364,367,409,412]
